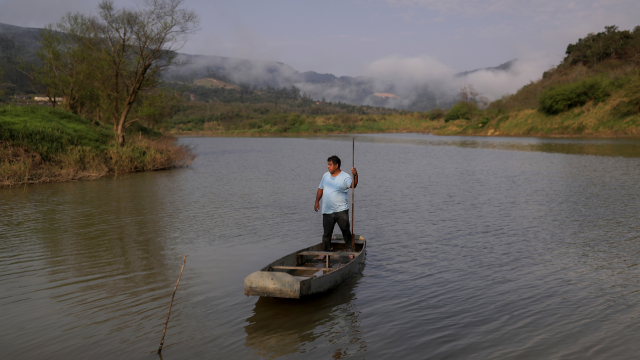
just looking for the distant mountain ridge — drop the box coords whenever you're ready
[0,22,41,51]
[0,22,516,110]
[456,60,517,77]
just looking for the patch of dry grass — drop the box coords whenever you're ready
[0,137,195,187]
[0,144,108,186]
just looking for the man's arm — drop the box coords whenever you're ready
[314,188,323,212]
[350,167,358,188]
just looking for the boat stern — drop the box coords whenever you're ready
[244,271,302,299]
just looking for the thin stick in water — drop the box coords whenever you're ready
[158,254,188,354]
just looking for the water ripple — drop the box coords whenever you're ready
[3,134,640,359]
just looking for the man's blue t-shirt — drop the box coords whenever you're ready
[319,171,352,214]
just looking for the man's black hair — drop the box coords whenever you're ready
[327,155,341,168]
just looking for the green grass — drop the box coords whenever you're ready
[0,105,113,159]
[432,101,640,138]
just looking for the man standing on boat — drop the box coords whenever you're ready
[314,155,358,259]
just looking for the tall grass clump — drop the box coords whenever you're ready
[612,75,640,117]
[107,136,195,173]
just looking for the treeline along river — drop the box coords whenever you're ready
[2,134,640,359]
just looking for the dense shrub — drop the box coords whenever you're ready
[286,113,303,127]
[538,78,612,115]
[445,102,476,122]
[428,108,445,120]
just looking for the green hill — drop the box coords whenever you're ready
[433,25,640,137]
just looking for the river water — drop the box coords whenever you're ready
[2,134,640,359]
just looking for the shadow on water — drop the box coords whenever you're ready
[313,134,640,158]
[244,263,367,360]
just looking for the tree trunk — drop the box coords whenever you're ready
[116,132,125,146]
[115,68,149,146]
[115,101,133,146]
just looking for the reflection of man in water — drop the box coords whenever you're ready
[314,155,358,259]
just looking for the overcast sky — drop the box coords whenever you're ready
[1,0,639,79]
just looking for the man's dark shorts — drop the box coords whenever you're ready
[322,209,352,252]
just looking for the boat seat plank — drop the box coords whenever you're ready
[332,235,364,240]
[297,251,359,256]
[331,240,365,245]
[271,266,333,271]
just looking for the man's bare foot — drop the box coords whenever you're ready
[317,255,325,260]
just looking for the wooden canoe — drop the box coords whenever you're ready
[244,234,366,299]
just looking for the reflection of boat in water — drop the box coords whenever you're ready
[244,262,366,359]
[244,235,366,299]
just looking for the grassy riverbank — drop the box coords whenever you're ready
[168,112,442,136]
[0,106,195,187]
[435,100,640,137]
[168,107,640,138]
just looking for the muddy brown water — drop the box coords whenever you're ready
[3,134,640,359]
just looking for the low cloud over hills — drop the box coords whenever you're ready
[1,22,554,111]
[170,53,551,111]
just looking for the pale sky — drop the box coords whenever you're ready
[1,0,639,78]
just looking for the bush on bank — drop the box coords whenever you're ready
[538,77,613,115]
[0,106,195,187]
[445,102,478,122]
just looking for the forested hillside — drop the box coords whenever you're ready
[0,24,40,97]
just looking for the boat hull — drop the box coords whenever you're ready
[244,235,365,299]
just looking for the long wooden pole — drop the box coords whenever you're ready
[158,254,188,354]
[351,136,355,250]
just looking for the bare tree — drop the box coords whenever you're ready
[459,84,480,104]
[459,84,489,108]
[34,13,95,112]
[18,13,93,111]
[85,0,199,145]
